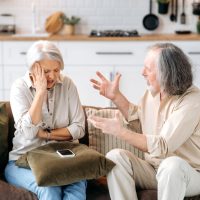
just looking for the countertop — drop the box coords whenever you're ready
[0,33,200,41]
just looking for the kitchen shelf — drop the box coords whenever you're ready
[0,33,200,41]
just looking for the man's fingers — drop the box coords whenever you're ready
[87,118,103,129]
[96,71,108,82]
[90,79,100,85]
[89,115,104,122]
[114,73,121,84]
[93,85,100,91]
[99,87,105,96]
[90,79,101,91]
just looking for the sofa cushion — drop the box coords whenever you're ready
[85,107,143,158]
[16,141,115,186]
[0,180,38,200]
[0,103,9,179]
[87,177,110,200]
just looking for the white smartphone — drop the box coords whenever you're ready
[56,149,75,158]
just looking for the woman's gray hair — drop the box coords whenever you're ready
[149,43,193,95]
[26,40,64,71]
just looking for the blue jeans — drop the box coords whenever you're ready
[5,161,87,200]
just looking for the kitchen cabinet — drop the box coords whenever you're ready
[63,65,146,107]
[3,65,27,100]
[3,41,32,65]
[58,41,150,66]
[0,42,2,65]
[115,66,146,105]
[1,39,200,105]
[63,66,112,107]
[1,41,59,100]
[59,41,149,106]
[172,41,200,88]
[2,41,33,100]
[0,42,3,100]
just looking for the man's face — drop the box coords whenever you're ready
[142,50,160,93]
[39,59,61,89]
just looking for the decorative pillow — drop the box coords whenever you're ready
[0,103,9,176]
[16,141,115,186]
[85,107,144,159]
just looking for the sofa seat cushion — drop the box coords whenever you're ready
[0,180,38,200]
[87,177,110,200]
[137,190,157,200]
[137,190,200,200]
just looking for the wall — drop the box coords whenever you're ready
[0,0,198,35]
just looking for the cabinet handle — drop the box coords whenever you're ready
[188,52,200,55]
[96,52,133,55]
[20,52,27,55]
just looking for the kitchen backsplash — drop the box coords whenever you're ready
[0,0,197,35]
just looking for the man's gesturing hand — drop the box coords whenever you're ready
[90,71,121,101]
[88,111,124,137]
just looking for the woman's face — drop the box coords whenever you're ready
[39,59,61,89]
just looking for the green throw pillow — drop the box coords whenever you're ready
[16,141,115,186]
[0,103,9,176]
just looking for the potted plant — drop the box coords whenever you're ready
[157,0,170,14]
[59,14,81,35]
[192,3,200,34]
[197,16,200,34]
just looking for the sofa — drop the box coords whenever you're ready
[0,101,200,200]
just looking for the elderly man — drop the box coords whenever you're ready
[89,43,200,200]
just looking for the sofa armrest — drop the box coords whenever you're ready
[0,180,38,200]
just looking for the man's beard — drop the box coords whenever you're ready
[147,85,158,96]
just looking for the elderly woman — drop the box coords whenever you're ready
[4,40,86,200]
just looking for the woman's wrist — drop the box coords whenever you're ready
[45,128,51,142]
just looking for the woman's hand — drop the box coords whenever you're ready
[88,111,124,137]
[37,128,73,141]
[30,62,47,94]
[90,71,121,101]
[29,63,47,125]
[37,129,46,138]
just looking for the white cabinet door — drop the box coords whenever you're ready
[115,66,146,104]
[0,66,3,90]
[4,90,11,101]
[3,41,33,65]
[193,65,200,88]
[172,41,200,88]
[59,41,149,106]
[58,41,148,66]
[172,41,200,66]
[0,90,4,101]
[4,65,27,90]
[63,66,113,107]
[0,42,2,65]
[2,41,59,100]
[2,41,32,100]
[0,42,3,99]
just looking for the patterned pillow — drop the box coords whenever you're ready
[85,107,144,159]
